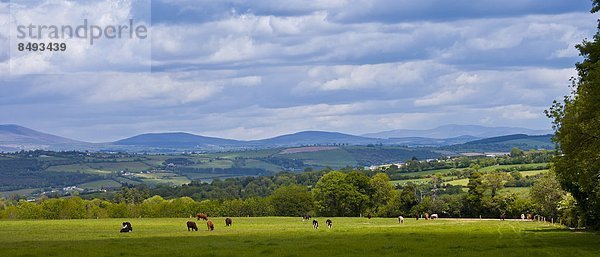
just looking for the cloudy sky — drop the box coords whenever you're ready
[0,0,596,142]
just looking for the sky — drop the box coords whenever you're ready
[0,0,596,142]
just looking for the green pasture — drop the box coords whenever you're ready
[0,188,38,198]
[134,172,191,186]
[78,180,122,190]
[45,164,113,174]
[390,178,431,186]
[520,170,547,177]
[281,149,357,168]
[0,217,598,257]
[479,163,548,172]
[86,162,152,173]
[500,187,532,194]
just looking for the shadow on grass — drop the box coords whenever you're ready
[2,230,600,257]
[526,228,599,233]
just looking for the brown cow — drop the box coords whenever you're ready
[187,221,198,231]
[225,218,232,227]
[196,213,208,221]
[207,220,214,231]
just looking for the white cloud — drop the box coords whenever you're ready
[0,1,593,141]
[6,0,151,75]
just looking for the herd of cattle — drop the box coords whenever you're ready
[118,212,438,233]
[119,212,542,233]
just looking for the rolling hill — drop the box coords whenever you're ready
[0,124,555,153]
[113,132,245,148]
[0,125,87,151]
[444,134,554,152]
[249,131,382,147]
[364,124,552,139]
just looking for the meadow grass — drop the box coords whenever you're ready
[0,217,598,257]
[78,179,122,190]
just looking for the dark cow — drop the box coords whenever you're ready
[187,221,198,231]
[225,218,232,227]
[415,214,419,220]
[302,214,311,221]
[196,213,208,221]
[500,214,506,221]
[312,219,319,229]
[367,213,372,219]
[120,222,132,233]
[207,220,214,231]
[326,219,332,228]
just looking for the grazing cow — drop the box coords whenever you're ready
[312,219,319,229]
[187,221,198,231]
[302,214,311,221]
[398,216,404,224]
[326,219,332,228]
[527,213,533,220]
[367,213,372,219]
[207,220,214,231]
[225,218,232,227]
[197,213,208,221]
[500,214,506,221]
[521,213,525,220]
[424,213,430,220]
[120,222,132,233]
[415,214,419,220]
[430,214,438,219]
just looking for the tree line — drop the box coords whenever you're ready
[0,168,577,227]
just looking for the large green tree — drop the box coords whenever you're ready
[465,171,486,216]
[546,0,600,229]
[269,185,313,216]
[529,172,565,219]
[369,173,395,213]
[312,171,367,216]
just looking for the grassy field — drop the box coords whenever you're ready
[479,163,548,172]
[0,218,598,257]
[78,179,122,190]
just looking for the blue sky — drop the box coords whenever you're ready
[0,0,596,142]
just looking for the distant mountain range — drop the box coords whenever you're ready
[443,133,554,152]
[114,132,244,148]
[249,131,380,147]
[0,124,87,152]
[0,124,554,152]
[363,124,552,139]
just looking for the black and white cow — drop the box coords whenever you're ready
[120,222,132,233]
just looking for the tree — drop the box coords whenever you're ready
[369,173,394,213]
[546,0,600,229]
[345,171,373,213]
[484,172,509,198]
[529,172,566,219]
[465,171,486,216]
[510,147,524,158]
[312,171,367,216]
[399,183,419,213]
[269,185,313,216]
